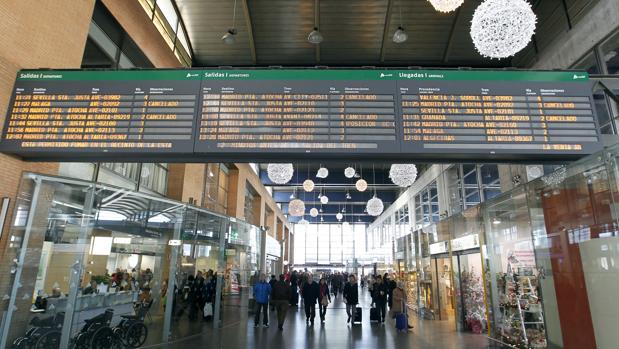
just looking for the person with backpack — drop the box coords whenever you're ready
[253,273,272,328]
[271,274,292,331]
[343,274,359,324]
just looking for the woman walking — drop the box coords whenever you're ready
[318,277,331,323]
[392,281,413,331]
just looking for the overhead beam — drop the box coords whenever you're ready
[314,0,321,64]
[379,0,395,63]
[442,7,462,63]
[241,0,257,65]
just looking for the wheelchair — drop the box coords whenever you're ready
[10,312,65,349]
[111,302,149,348]
[72,309,119,349]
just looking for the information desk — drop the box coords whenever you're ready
[0,69,602,161]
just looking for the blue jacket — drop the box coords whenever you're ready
[254,281,271,304]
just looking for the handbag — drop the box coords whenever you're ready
[203,302,213,318]
[321,297,329,306]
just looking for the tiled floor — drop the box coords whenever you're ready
[147,288,491,349]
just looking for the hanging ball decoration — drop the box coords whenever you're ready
[344,167,356,178]
[366,196,385,217]
[303,179,315,192]
[389,164,418,187]
[320,195,329,204]
[310,207,319,217]
[470,0,537,59]
[355,179,368,192]
[427,0,464,13]
[316,167,329,178]
[288,199,305,217]
[299,218,309,225]
[336,212,343,221]
[267,163,294,184]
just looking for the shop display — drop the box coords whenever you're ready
[405,271,418,313]
[496,264,547,349]
[460,266,487,334]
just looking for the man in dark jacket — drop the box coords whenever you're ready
[373,276,388,323]
[269,275,277,311]
[301,274,319,326]
[343,275,359,324]
[271,274,292,331]
[253,273,272,327]
[289,271,299,306]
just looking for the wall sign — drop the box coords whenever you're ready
[0,69,602,161]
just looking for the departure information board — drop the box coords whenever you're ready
[0,69,603,161]
[0,70,201,156]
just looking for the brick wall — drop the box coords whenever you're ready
[0,0,95,254]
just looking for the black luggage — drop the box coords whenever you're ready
[353,306,362,325]
[370,307,380,322]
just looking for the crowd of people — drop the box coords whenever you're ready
[250,269,411,333]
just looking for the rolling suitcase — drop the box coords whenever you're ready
[395,312,408,332]
[353,306,362,325]
[370,307,380,322]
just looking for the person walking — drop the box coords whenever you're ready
[373,276,388,324]
[343,274,359,324]
[271,274,291,331]
[384,273,396,309]
[289,270,299,307]
[253,273,272,328]
[301,274,319,326]
[392,281,413,331]
[318,277,331,323]
[269,275,277,311]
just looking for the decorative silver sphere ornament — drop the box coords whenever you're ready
[542,167,567,187]
[267,163,294,184]
[303,179,315,192]
[389,164,418,187]
[355,179,368,192]
[470,0,537,59]
[316,167,329,178]
[366,196,384,217]
[320,195,329,204]
[427,0,464,13]
[336,212,343,221]
[344,167,356,178]
[310,208,319,217]
[288,199,305,217]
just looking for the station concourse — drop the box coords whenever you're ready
[1,1,619,349]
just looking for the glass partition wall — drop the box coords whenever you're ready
[0,172,261,348]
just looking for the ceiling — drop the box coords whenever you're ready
[175,0,599,68]
[259,163,427,224]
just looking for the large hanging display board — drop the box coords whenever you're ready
[0,69,602,161]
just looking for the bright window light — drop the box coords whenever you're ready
[90,236,113,255]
